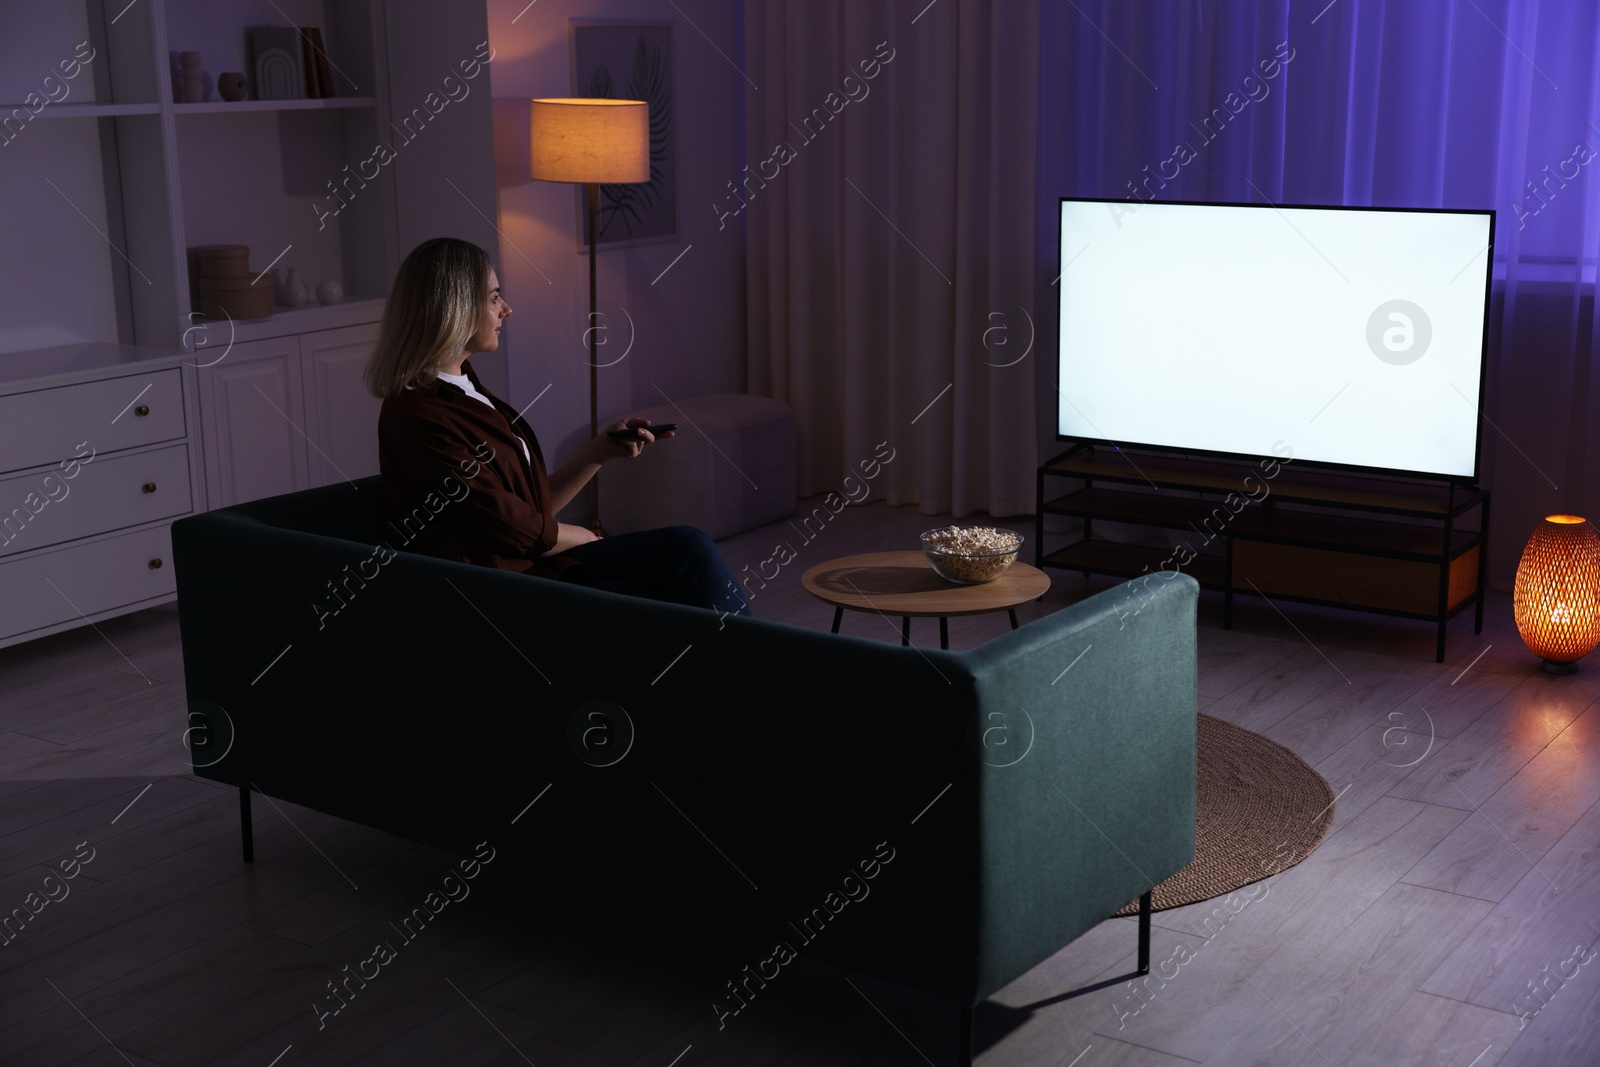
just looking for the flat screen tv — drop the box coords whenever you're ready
[1055,198,1494,481]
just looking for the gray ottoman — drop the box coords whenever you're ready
[598,394,797,539]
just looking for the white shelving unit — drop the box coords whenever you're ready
[172,96,378,114]
[31,103,164,117]
[0,0,498,649]
[163,0,397,344]
[2,0,399,357]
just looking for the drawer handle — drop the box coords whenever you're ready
[149,558,163,570]
[143,482,157,494]
[136,405,150,417]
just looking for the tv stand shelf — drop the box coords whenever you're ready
[1036,445,1489,661]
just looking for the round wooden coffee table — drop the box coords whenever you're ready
[800,550,1051,649]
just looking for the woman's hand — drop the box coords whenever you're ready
[551,419,672,516]
[591,418,674,462]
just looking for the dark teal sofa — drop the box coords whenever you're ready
[171,477,1198,1063]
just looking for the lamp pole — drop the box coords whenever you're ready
[588,180,601,530]
[527,97,648,534]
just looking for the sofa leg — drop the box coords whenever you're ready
[1137,890,1152,975]
[239,785,255,863]
[959,1004,973,1066]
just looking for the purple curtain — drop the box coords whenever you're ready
[1034,0,1600,583]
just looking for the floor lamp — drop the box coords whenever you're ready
[529,97,650,528]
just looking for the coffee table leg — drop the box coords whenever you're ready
[831,606,843,635]
[901,616,910,646]
[1009,608,1020,630]
[939,617,948,650]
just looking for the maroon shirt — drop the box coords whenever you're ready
[377,359,579,579]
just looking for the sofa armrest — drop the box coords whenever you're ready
[961,572,1199,1001]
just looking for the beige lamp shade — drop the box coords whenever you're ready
[529,98,649,184]
[1513,514,1600,672]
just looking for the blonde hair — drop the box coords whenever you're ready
[364,238,492,399]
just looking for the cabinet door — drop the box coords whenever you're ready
[300,323,383,489]
[197,336,308,509]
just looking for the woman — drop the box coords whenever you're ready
[365,237,750,618]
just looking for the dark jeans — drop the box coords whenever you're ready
[559,525,752,619]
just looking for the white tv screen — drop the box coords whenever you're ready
[1055,199,1494,479]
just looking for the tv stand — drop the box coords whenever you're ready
[1035,443,1489,662]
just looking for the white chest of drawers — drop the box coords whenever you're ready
[0,344,203,651]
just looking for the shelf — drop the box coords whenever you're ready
[1039,539,1228,588]
[1233,508,1480,560]
[173,97,377,115]
[0,343,186,389]
[1044,488,1482,561]
[1044,488,1221,531]
[1229,580,1478,623]
[1043,451,1482,517]
[1038,445,1490,661]
[185,298,386,344]
[25,103,163,118]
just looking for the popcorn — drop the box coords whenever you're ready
[921,526,1022,584]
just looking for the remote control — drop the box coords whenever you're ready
[606,423,677,441]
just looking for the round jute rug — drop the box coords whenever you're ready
[1116,713,1336,915]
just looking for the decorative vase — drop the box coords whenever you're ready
[218,72,247,102]
[316,279,343,305]
[281,268,309,308]
[179,51,204,103]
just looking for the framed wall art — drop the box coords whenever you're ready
[569,19,677,249]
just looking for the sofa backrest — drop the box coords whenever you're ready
[224,476,393,545]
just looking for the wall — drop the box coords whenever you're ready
[485,0,747,516]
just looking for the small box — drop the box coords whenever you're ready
[193,244,250,279]
[199,275,273,320]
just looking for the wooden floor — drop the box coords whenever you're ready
[3,499,1599,1066]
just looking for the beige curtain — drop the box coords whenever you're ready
[743,0,1041,516]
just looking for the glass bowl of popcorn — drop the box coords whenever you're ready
[920,526,1023,585]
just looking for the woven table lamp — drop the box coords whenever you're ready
[1513,515,1600,673]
